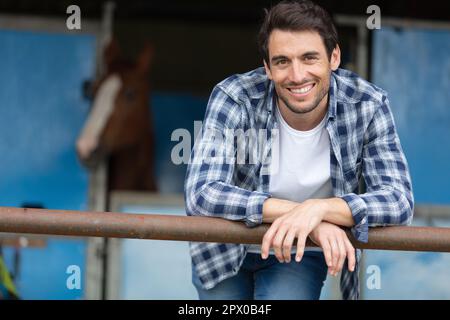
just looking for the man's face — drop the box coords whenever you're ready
[264,29,340,115]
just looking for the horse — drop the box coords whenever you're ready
[76,39,158,192]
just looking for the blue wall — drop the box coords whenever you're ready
[0,30,96,299]
[363,26,450,299]
[372,27,450,205]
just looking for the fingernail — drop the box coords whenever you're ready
[295,256,300,262]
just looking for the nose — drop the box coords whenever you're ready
[288,60,307,84]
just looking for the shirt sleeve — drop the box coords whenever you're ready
[184,85,271,227]
[341,96,414,243]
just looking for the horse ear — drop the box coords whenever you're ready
[136,42,154,74]
[103,38,122,71]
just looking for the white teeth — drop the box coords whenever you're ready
[290,84,313,94]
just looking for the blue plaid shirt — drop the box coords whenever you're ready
[184,67,414,300]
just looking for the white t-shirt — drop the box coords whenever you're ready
[247,105,333,254]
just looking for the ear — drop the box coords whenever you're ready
[264,60,273,80]
[330,45,341,71]
[103,38,122,71]
[136,42,154,74]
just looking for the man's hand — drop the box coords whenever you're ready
[261,199,326,263]
[309,222,356,276]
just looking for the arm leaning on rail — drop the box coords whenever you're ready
[184,85,270,227]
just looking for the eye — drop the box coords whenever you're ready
[275,59,288,66]
[304,55,318,62]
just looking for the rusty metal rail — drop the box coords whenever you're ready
[1,206,450,252]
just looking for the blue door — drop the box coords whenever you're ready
[0,29,96,299]
[364,26,450,299]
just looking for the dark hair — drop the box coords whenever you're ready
[258,0,339,64]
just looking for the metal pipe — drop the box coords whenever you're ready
[1,206,450,252]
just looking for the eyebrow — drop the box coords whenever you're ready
[271,51,321,63]
[302,51,320,57]
[271,55,289,63]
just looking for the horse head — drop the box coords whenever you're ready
[76,39,157,191]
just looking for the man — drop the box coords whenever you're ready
[185,0,413,300]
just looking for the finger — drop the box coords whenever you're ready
[272,223,289,263]
[326,238,336,275]
[321,238,333,270]
[329,237,339,276]
[282,229,297,263]
[261,219,281,259]
[336,235,347,276]
[344,236,356,272]
[295,231,307,263]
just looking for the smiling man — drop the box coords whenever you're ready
[185,0,413,300]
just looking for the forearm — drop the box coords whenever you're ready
[320,198,355,227]
[262,197,355,227]
[186,180,270,227]
[262,198,299,223]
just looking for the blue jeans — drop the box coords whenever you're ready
[192,251,328,300]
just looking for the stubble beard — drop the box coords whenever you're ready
[279,84,329,115]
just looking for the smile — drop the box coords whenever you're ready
[287,83,315,97]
